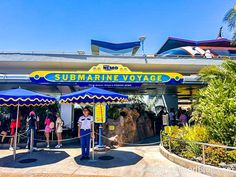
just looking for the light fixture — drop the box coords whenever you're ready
[139,36,146,56]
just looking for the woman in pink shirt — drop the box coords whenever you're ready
[44,113,52,148]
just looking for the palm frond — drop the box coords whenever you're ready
[223,8,236,31]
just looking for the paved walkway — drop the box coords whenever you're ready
[0,146,209,177]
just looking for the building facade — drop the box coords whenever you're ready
[0,37,234,127]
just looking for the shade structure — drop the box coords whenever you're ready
[59,87,128,159]
[59,87,128,104]
[0,88,55,160]
[0,88,56,106]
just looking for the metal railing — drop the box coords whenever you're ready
[160,134,236,165]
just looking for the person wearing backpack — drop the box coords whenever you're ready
[55,113,63,148]
[44,112,54,148]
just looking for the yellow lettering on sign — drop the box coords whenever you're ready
[107,75,112,81]
[130,75,135,81]
[102,75,105,81]
[78,74,85,81]
[87,75,93,81]
[94,75,100,81]
[70,74,76,81]
[158,75,162,82]
[62,74,68,81]
[55,74,60,81]
[114,75,118,81]
[150,75,156,82]
[144,75,149,81]
[137,75,142,81]
[123,75,128,81]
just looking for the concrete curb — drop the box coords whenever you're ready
[159,145,236,177]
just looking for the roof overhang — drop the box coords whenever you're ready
[156,37,233,54]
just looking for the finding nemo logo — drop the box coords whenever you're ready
[29,64,183,87]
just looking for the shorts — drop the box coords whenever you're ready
[45,126,52,133]
[10,128,16,136]
[56,127,63,133]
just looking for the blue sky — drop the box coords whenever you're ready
[0,0,235,54]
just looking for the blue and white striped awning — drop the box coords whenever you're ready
[91,40,140,56]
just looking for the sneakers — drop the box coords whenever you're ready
[46,144,50,148]
[9,146,20,151]
[55,144,60,149]
[55,144,62,149]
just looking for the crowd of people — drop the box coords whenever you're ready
[0,107,94,160]
[0,105,192,160]
[155,106,192,134]
[0,110,64,151]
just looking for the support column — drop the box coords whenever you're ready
[60,104,73,128]
[163,94,178,112]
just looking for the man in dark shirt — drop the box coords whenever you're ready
[26,111,38,150]
[156,106,164,135]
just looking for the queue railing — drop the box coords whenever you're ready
[160,133,236,165]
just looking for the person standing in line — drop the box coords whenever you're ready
[9,112,21,151]
[26,111,38,150]
[78,107,94,160]
[0,113,7,143]
[162,109,169,127]
[55,113,63,148]
[169,108,176,126]
[44,112,53,148]
[156,106,164,134]
[179,110,188,126]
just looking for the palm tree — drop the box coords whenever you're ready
[199,60,236,82]
[223,4,236,43]
[223,4,236,31]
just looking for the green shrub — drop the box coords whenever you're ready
[193,60,236,146]
[107,106,120,120]
[205,140,228,165]
[162,125,209,159]
[227,150,236,162]
[162,124,236,165]
[181,125,209,158]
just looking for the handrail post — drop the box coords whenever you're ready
[51,129,54,141]
[202,144,205,164]
[168,136,171,152]
[18,134,20,144]
[30,129,34,152]
[160,130,162,146]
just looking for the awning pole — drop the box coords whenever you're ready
[13,103,20,161]
[92,101,95,161]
